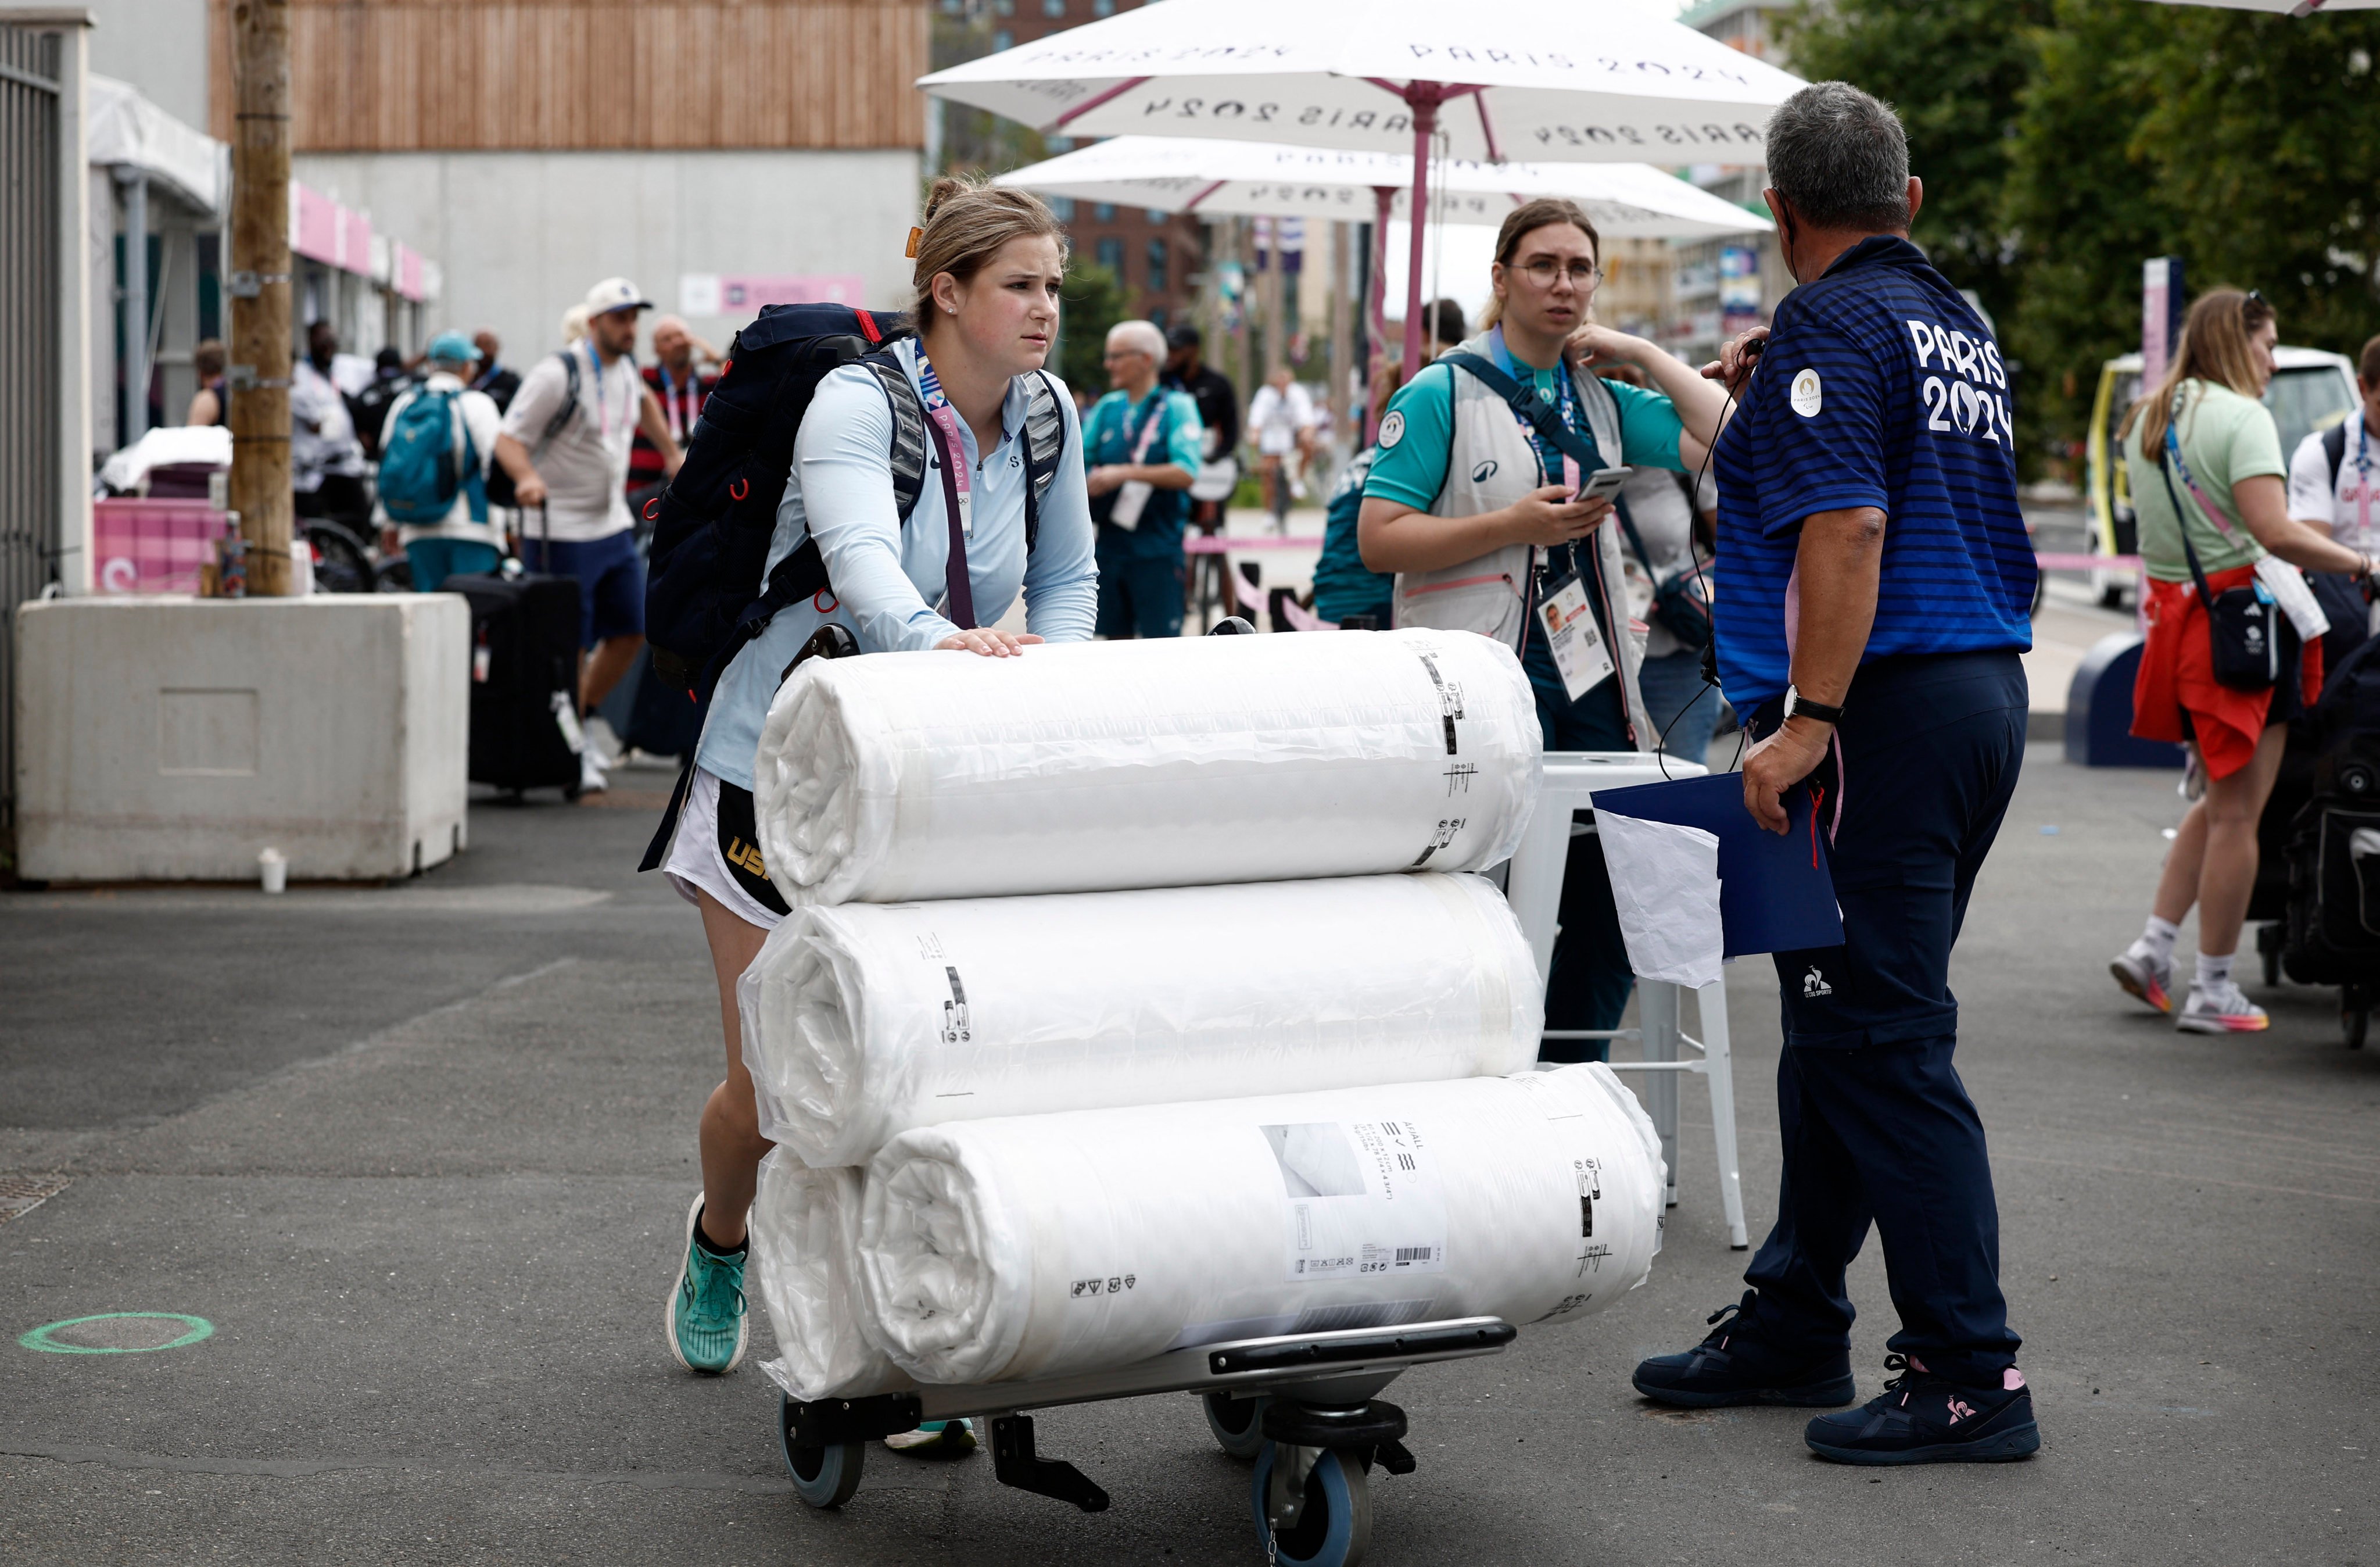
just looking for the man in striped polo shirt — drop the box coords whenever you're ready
[1630,83,2042,1467]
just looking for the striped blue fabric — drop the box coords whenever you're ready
[1711,237,2036,710]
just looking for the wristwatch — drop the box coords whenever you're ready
[1782,685,1844,725]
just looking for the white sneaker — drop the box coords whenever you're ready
[2176,980,2268,1034]
[2109,944,2175,1015]
[884,1418,976,1455]
[578,746,610,796]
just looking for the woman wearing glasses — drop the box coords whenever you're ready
[1358,196,1727,1050]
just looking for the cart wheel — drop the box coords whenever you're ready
[562,781,585,803]
[777,1392,865,1509]
[1250,1444,1371,1567]
[2346,994,2371,1051]
[1203,1391,1270,1461]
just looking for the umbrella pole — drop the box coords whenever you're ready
[1402,88,1441,380]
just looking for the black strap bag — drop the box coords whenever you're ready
[2155,457,2290,693]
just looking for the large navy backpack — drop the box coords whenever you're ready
[640,302,1063,703]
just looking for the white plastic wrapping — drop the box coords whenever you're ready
[752,628,1542,906]
[736,872,1544,1167]
[747,1152,909,1403]
[854,1064,1665,1387]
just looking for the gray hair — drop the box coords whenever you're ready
[1764,81,1911,232]
[1106,319,1166,362]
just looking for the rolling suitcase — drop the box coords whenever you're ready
[444,508,584,800]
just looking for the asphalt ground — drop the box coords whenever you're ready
[2,753,2375,1566]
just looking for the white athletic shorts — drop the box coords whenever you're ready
[662,765,788,932]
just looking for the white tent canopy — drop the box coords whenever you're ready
[920,0,1805,163]
[87,74,227,217]
[997,136,1772,239]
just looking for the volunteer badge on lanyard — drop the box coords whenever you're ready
[916,349,974,538]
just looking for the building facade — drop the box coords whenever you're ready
[1666,0,1794,367]
[226,0,930,367]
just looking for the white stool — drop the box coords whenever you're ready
[1503,752,1751,1250]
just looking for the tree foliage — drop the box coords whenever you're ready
[1777,0,2380,472]
[1058,260,1127,393]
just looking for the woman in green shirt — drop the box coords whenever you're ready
[2109,288,2378,1034]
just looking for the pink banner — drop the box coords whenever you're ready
[719,274,863,311]
[292,183,340,266]
[340,209,374,275]
[394,243,425,302]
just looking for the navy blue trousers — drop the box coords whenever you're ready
[1741,650,2028,1389]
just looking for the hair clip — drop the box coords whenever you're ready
[905,227,923,260]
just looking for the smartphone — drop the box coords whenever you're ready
[1575,466,1632,505]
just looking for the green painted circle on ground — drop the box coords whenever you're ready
[17,1312,215,1354]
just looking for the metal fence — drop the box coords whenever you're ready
[1,23,62,861]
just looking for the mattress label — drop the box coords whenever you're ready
[1265,1119,1446,1282]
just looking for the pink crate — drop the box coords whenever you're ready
[93,498,233,595]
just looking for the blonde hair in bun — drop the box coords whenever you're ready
[911,175,1067,323]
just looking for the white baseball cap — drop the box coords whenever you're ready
[582,277,653,317]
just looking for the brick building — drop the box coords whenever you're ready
[935,0,1206,328]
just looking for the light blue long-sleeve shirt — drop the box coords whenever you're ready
[696,339,1099,790]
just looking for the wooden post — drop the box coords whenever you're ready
[227,0,293,596]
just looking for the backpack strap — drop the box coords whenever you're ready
[1440,350,1608,479]
[1020,369,1065,553]
[2326,419,2349,491]
[535,349,581,453]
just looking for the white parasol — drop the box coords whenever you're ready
[922,0,1804,372]
[994,135,1769,349]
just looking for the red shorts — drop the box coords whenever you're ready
[2130,567,2321,780]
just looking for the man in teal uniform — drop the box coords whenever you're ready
[1084,320,1203,638]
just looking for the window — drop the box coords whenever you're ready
[1096,237,1125,280]
[1094,0,1115,15]
[992,28,1013,49]
[940,0,965,12]
[1048,196,1076,222]
[1146,238,1169,294]
[1145,209,1170,225]
[994,0,1015,13]
[1094,203,1117,223]
[1043,0,1067,14]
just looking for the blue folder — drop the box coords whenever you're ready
[1587,772,1844,958]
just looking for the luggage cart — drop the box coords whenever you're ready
[770,1314,1517,1566]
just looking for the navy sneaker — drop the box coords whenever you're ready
[1804,1355,2041,1465]
[1632,1291,1856,1409]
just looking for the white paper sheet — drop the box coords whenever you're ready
[1594,812,1724,989]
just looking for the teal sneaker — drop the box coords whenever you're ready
[665,1193,749,1375]
[884,1418,977,1455]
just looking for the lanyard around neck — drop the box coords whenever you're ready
[583,341,622,443]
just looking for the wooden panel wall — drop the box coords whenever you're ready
[212,1,928,152]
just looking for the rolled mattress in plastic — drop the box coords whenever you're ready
[752,628,1542,906]
[736,871,1543,1167]
[854,1064,1665,1387]
[747,1152,908,1403]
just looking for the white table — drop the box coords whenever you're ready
[1501,752,1751,1250]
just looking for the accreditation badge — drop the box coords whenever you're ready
[1540,574,1615,702]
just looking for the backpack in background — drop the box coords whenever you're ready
[639,302,1063,697]
[379,388,485,526]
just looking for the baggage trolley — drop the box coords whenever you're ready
[770,1314,1517,1566]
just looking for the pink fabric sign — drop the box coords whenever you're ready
[292,183,340,266]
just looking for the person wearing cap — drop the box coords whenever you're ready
[371,332,503,589]
[494,278,686,795]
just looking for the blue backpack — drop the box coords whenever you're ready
[379,388,485,525]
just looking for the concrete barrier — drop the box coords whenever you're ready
[14,595,471,882]
[2064,629,2185,770]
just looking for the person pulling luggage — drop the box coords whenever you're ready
[653,180,1098,1436]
